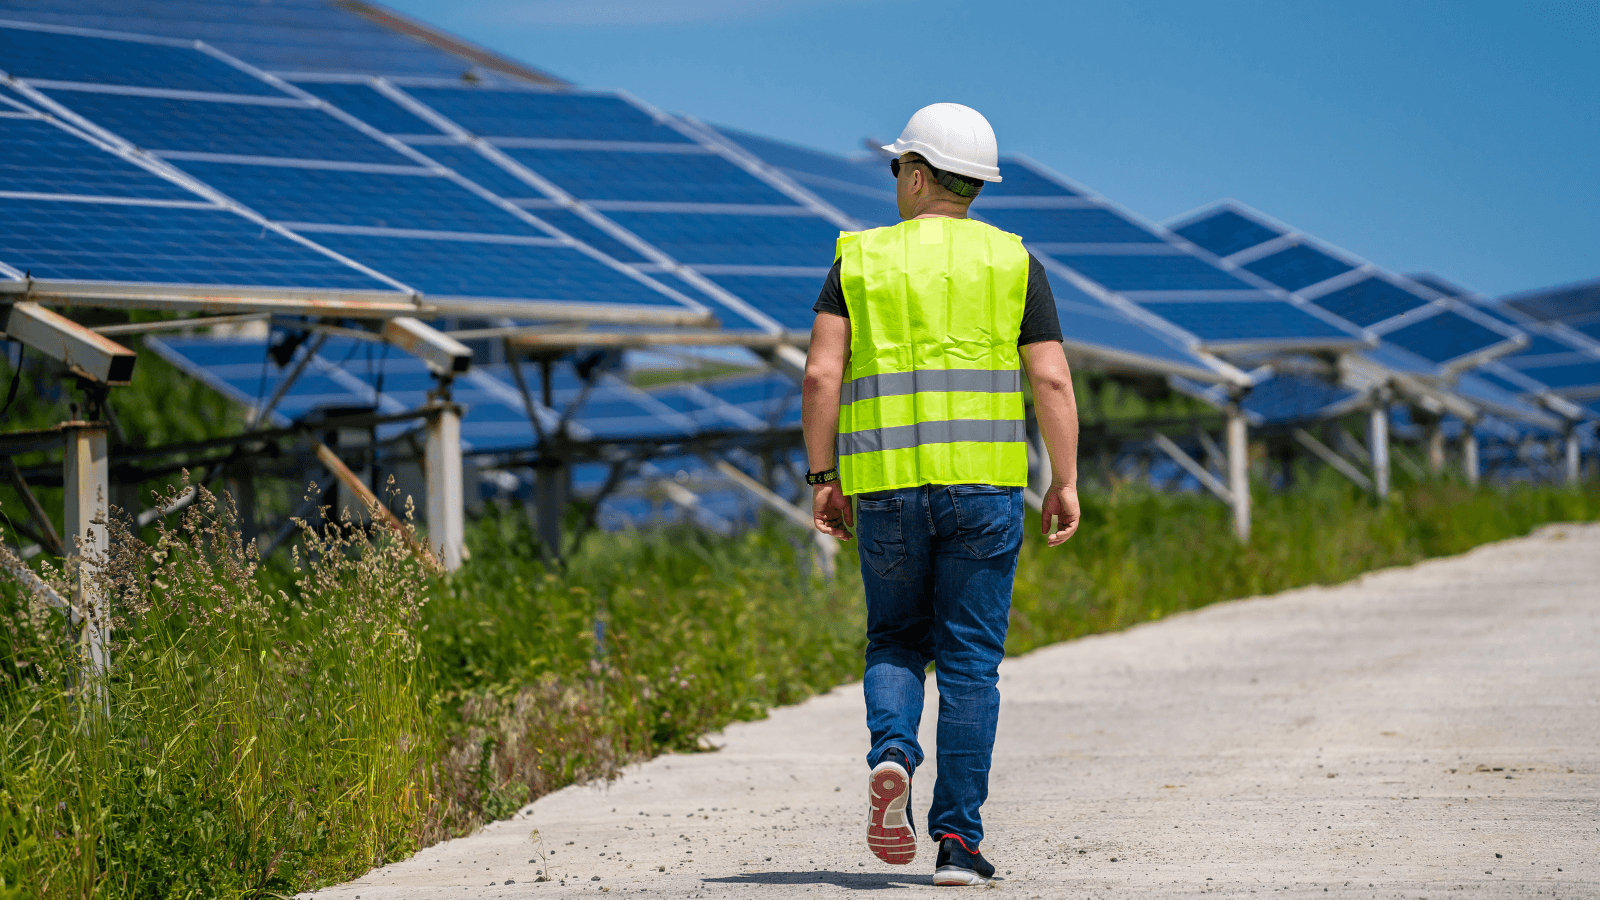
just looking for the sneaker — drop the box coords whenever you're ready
[932,835,996,886]
[866,748,916,865]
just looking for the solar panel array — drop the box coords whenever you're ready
[0,20,709,323]
[1409,275,1600,417]
[1170,202,1528,371]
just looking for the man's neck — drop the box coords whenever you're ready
[908,201,972,220]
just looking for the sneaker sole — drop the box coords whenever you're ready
[932,866,993,886]
[866,761,915,865]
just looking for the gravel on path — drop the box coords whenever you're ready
[304,523,1600,899]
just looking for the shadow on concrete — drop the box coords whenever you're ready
[702,870,929,890]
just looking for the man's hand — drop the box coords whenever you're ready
[1040,482,1081,547]
[812,483,853,540]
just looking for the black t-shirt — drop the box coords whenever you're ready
[812,252,1063,347]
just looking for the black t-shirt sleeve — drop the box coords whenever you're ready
[811,253,1063,347]
[812,258,846,318]
[1018,253,1064,346]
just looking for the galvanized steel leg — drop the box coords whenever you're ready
[1226,405,1250,542]
[425,404,465,571]
[1565,428,1582,485]
[1426,422,1445,475]
[63,423,110,702]
[1368,400,1390,500]
[1461,426,1480,486]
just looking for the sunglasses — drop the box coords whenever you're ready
[888,158,927,179]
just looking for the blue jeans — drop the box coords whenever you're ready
[856,483,1022,848]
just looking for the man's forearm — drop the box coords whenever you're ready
[1023,342,1079,486]
[801,371,842,473]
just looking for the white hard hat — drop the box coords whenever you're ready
[881,103,1002,183]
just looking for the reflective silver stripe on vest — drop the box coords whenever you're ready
[836,419,1028,457]
[841,368,1022,405]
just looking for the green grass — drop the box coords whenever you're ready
[2,474,1597,896]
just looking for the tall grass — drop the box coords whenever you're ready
[1,471,1597,897]
[0,485,432,897]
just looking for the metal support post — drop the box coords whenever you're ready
[62,423,110,690]
[533,462,569,564]
[1226,404,1251,542]
[424,404,465,571]
[1565,427,1582,485]
[1461,425,1480,486]
[1425,421,1445,475]
[1369,398,1390,500]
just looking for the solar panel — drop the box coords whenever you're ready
[0,22,709,322]
[0,20,278,95]
[1165,201,1525,370]
[1308,277,1431,328]
[1241,244,1353,293]
[275,77,849,333]
[0,194,389,288]
[37,88,415,164]
[0,1,548,82]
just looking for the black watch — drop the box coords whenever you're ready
[805,468,839,486]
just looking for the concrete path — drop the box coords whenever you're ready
[307,524,1600,899]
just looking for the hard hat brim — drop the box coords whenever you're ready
[881,140,1002,182]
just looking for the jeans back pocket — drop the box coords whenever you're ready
[947,484,1020,559]
[855,495,908,578]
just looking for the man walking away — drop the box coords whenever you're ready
[801,103,1082,887]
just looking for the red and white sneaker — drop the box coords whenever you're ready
[866,750,916,865]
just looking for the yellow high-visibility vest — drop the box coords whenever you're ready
[835,216,1029,494]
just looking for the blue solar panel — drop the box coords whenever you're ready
[1059,305,1213,372]
[414,144,538,197]
[1576,321,1600,343]
[1470,367,1531,396]
[604,212,837,266]
[976,165,1078,198]
[1138,302,1352,343]
[700,274,823,331]
[0,116,194,200]
[1172,210,1280,259]
[402,87,693,143]
[294,81,443,135]
[1048,254,1256,292]
[1507,335,1582,359]
[1309,276,1431,327]
[175,162,536,234]
[1501,361,1600,391]
[1381,311,1505,364]
[715,126,887,190]
[1242,373,1357,425]
[502,148,792,205]
[977,208,1162,244]
[0,25,279,96]
[42,88,414,164]
[0,0,524,81]
[1242,244,1354,292]
[304,231,681,305]
[533,208,652,264]
[805,186,898,228]
[0,196,389,288]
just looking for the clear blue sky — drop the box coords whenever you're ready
[384,0,1598,297]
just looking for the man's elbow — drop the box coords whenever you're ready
[803,365,841,396]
